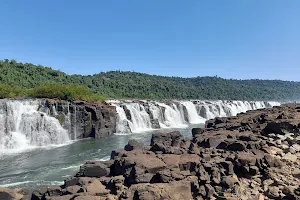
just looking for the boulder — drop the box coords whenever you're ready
[0,188,22,200]
[221,176,239,188]
[150,131,182,147]
[76,161,111,178]
[47,195,75,200]
[127,181,193,200]
[266,186,280,199]
[263,120,299,135]
[65,185,81,194]
[81,179,110,195]
[64,177,96,187]
[192,128,205,137]
[112,152,166,176]
[227,142,246,151]
[124,139,144,151]
[73,195,110,200]
[282,152,297,162]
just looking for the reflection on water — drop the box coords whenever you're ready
[0,124,203,188]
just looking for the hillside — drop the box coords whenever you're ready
[0,59,299,100]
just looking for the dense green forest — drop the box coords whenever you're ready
[0,59,299,101]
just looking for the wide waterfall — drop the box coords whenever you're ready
[113,100,280,134]
[0,99,280,153]
[0,99,70,154]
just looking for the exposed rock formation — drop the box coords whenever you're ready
[46,100,117,139]
[4,104,300,199]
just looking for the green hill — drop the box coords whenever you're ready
[0,59,299,101]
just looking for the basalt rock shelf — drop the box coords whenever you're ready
[3,104,300,200]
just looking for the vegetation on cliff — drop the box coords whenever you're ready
[0,84,22,99]
[27,84,107,101]
[1,59,300,100]
[0,82,106,102]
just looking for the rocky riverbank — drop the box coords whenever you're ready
[2,104,300,200]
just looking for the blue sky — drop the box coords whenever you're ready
[0,1,299,80]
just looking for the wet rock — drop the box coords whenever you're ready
[150,131,182,147]
[76,161,111,177]
[47,100,117,139]
[151,119,160,129]
[192,128,205,137]
[124,139,144,151]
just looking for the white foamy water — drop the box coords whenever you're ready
[0,100,70,155]
[113,100,281,134]
[181,101,206,124]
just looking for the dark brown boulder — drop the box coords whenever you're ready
[263,120,300,135]
[192,128,205,137]
[76,161,112,177]
[124,139,144,151]
[227,142,246,151]
[150,131,182,147]
[127,181,193,200]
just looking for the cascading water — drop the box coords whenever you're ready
[156,102,187,128]
[0,100,70,154]
[113,100,281,134]
[125,103,152,132]
[115,105,133,134]
[181,101,206,124]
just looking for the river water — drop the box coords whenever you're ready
[0,124,201,188]
[0,99,280,188]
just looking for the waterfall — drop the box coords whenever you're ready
[0,99,282,152]
[0,100,70,154]
[115,105,133,134]
[112,100,281,134]
[156,102,187,128]
[181,101,206,124]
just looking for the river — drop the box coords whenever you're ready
[0,124,201,188]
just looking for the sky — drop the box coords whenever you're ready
[0,0,299,80]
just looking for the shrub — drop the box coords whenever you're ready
[26,84,107,102]
[0,84,22,99]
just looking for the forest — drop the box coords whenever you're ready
[0,59,299,101]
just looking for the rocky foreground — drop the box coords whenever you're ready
[2,104,300,200]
